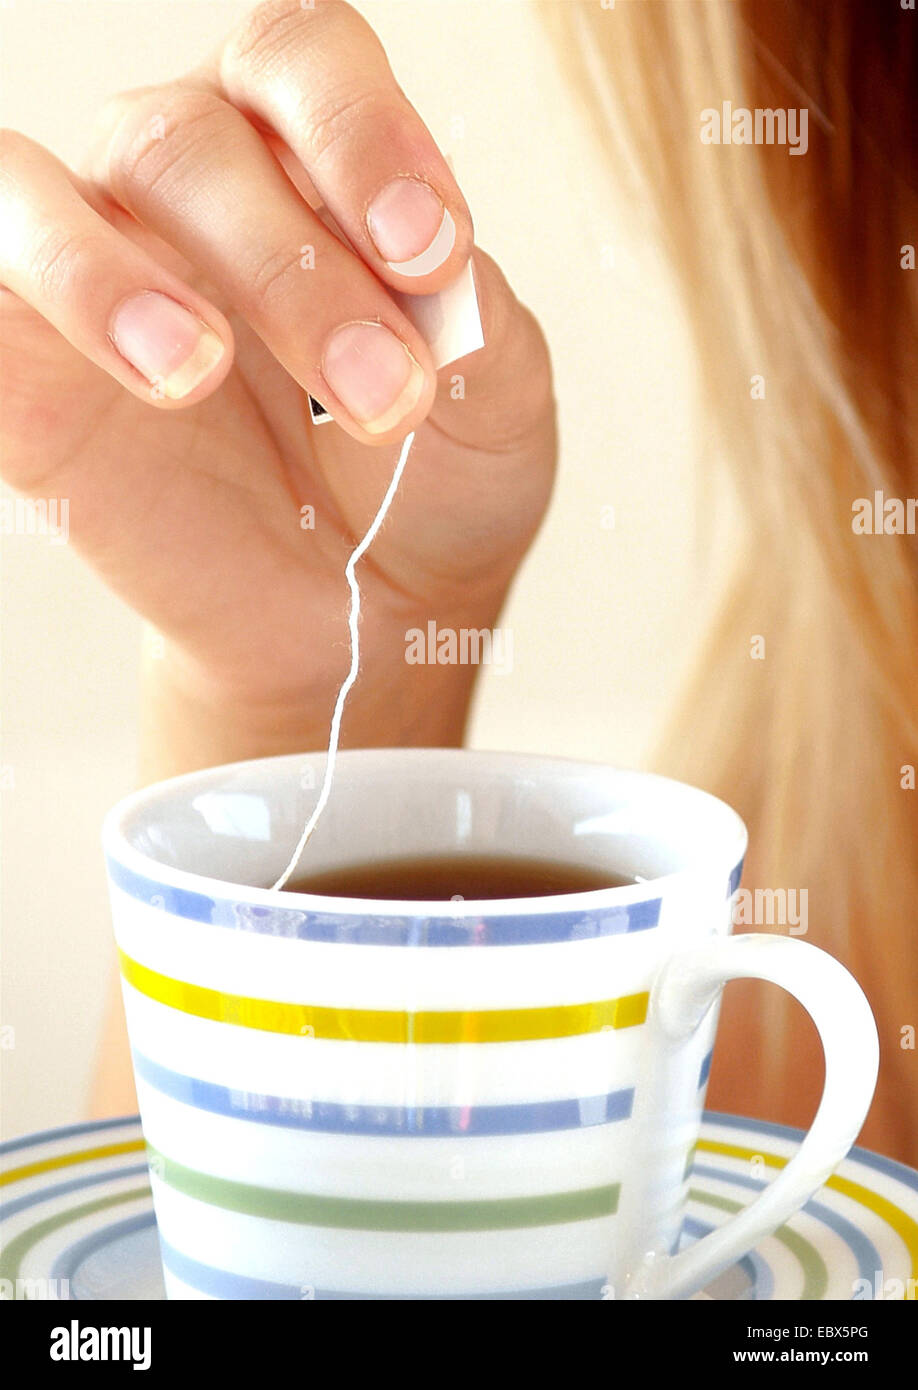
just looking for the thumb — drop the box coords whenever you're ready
[428,248,555,457]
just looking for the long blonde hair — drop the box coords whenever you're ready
[542,0,918,1161]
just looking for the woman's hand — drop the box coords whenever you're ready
[0,0,555,766]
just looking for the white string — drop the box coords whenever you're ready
[271,431,416,891]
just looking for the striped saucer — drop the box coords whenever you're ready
[2,1112,916,1301]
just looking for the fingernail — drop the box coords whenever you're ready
[367,178,456,277]
[111,292,225,399]
[322,321,425,434]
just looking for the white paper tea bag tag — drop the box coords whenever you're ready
[391,257,484,370]
[395,150,483,369]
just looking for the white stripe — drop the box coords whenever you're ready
[121,982,649,1105]
[1,1125,141,1183]
[16,1192,151,1289]
[0,1149,145,1213]
[150,1182,614,1294]
[111,884,662,1007]
[135,1081,638,1201]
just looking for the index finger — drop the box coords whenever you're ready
[214,0,473,292]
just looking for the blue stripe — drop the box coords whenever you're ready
[45,1214,773,1303]
[691,1161,880,1294]
[703,1111,918,1195]
[50,1212,156,1296]
[132,1051,634,1136]
[0,1164,150,1220]
[698,1048,714,1089]
[158,1238,606,1300]
[681,1216,770,1299]
[728,859,745,896]
[106,858,662,946]
[835,1145,918,1194]
[0,1114,139,1158]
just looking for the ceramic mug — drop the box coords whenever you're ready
[102,749,879,1300]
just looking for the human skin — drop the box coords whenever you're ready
[0,0,557,1108]
[2,2,876,1159]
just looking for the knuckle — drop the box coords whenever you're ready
[106,88,231,206]
[225,0,321,73]
[221,1,396,165]
[248,242,305,310]
[223,2,386,98]
[298,85,389,165]
[28,225,106,301]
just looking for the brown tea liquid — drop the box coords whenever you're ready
[282,854,636,901]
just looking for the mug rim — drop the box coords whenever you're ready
[102,747,748,919]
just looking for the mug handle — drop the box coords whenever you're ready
[624,933,879,1300]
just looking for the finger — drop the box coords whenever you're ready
[216,0,473,292]
[428,250,556,455]
[0,131,233,410]
[309,250,556,597]
[88,84,437,444]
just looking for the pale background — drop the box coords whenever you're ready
[0,0,724,1138]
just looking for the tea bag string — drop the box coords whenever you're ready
[271,430,416,891]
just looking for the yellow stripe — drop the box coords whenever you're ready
[0,1139,146,1188]
[118,950,648,1043]
[697,1137,918,1296]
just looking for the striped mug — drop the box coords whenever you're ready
[103,749,878,1300]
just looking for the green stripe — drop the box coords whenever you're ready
[148,1145,620,1232]
[0,1186,150,1288]
[689,1188,829,1300]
